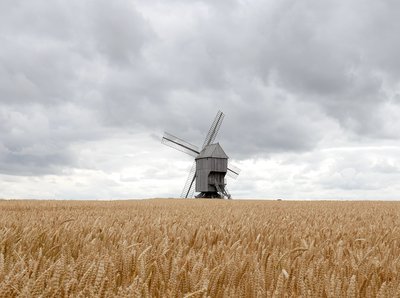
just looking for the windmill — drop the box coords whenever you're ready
[161,111,240,199]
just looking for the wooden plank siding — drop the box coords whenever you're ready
[195,157,228,192]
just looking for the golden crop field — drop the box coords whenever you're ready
[0,199,399,297]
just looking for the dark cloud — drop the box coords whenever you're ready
[92,0,400,151]
[91,0,154,65]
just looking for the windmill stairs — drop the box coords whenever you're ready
[214,183,232,199]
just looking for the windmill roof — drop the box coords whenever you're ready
[196,143,228,159]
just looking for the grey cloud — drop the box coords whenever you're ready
[0,149,73,176]
[159,0,400,138]
[90,0,154,65]
[0,107,75,176]
[0,101,108,175]
[0,0,154,175]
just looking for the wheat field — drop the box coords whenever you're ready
[0,199,399,297]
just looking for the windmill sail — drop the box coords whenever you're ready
[227,162,241,179]
[202,110,225,149]
[162,132,200,157]
[181,162,196,198]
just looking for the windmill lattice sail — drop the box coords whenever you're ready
[162,132,199,157]
[161,110,240,199]
[227,163,241,179]
[181,162,196,198]
[202,111,225,149]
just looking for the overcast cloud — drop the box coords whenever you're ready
[1,0,400,199]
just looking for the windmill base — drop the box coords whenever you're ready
[195,191,231,199]
[195,192,223,199]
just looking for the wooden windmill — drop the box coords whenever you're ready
[162,111,240,199]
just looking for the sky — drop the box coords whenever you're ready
[1,0,400,200]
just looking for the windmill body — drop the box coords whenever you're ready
[195,143,230,198]
[161,111,240,199]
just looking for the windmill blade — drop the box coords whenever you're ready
[202,110,225,149]
[181,162,197,198]
[162,132,200,158]
[227,162,241,179]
